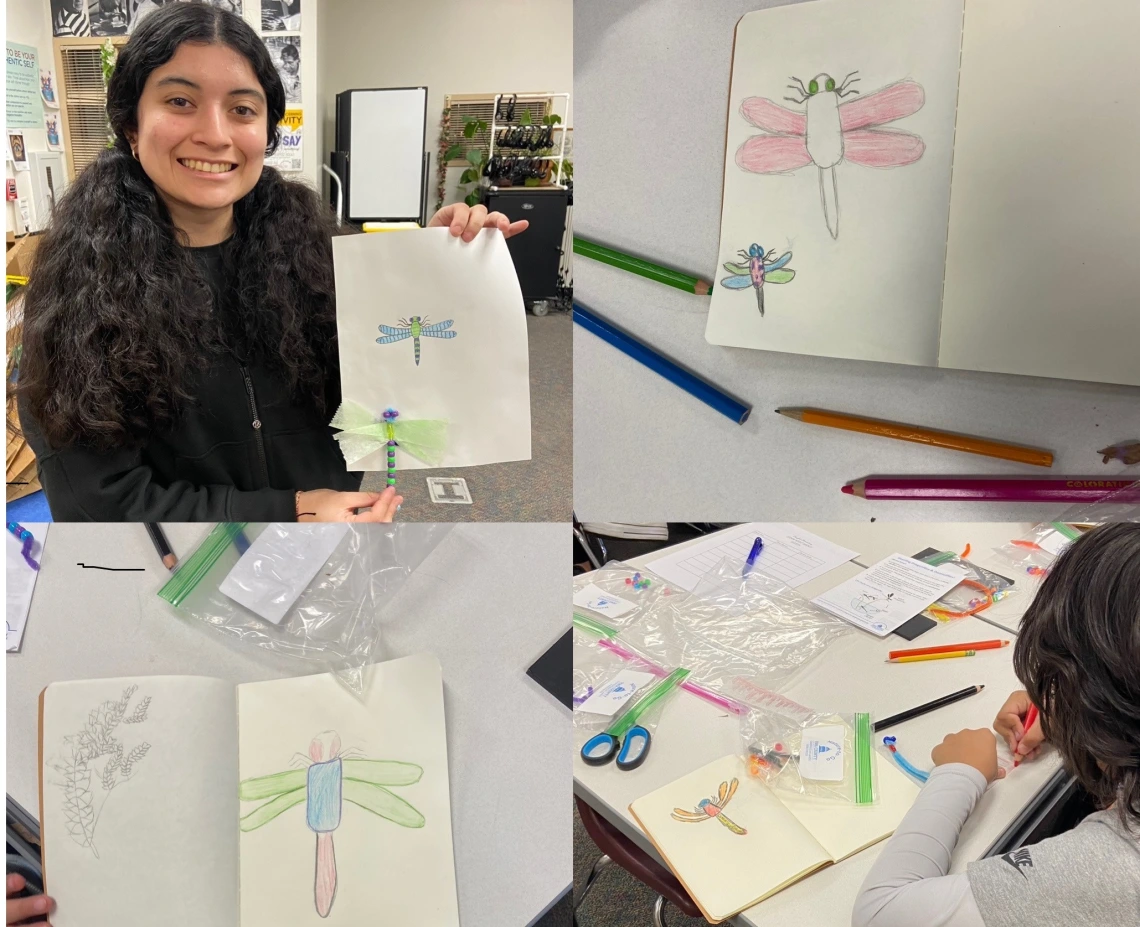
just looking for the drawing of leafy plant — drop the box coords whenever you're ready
[52,686,152,858]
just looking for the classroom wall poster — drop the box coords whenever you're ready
[8,133,30,171]
[6,43,44,129]
[265,108,303,173]
[261,0,300,31]
[40,70,60,109]
[264,35,301,104]
[44,113,64,151]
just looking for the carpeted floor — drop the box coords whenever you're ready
[574,802,712,926]
[363,312,572,522]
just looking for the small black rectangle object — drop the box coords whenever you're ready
[527,628,572,709]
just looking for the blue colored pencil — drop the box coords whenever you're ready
[572,302,751,424]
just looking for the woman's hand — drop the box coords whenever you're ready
[994,689,1045,764]
[296,487,403,523]
[931,728,1005,783]
[428,203,528,242]
[7,874,53,925]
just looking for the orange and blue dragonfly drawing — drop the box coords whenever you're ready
[670,777,747,835]
[720,243,795,317]
[376,316,457,366]
[239,732,424,918]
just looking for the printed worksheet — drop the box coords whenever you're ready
[810,553,961,636]
[645,524,858,591]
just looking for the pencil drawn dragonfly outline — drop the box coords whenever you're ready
[376,316,457,366]
[736,72,926,238]
[720,242,796,316]
[671,777,747,835]
[239,732,425,918]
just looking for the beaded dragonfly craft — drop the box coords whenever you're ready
[376,316,457,366]
[328,402,448,489]
[670,777,747,835]
[720,243,796,316]
[239,731,425,918]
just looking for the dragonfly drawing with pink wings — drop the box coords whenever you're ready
[736,72,926,239]
[720,242,795,317]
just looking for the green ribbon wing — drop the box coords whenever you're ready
[343,780,425,828]
[329,400,449,468]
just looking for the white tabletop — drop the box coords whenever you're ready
[572,0,1140,523]
[573,523,1060,927]
[6,523,571,927]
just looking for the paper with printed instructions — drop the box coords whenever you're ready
[333,228,532,471]
[811,553,962,636]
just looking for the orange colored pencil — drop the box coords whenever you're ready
[775,408,1053,467]
[888,639,1009,660]
[890,650,977,664]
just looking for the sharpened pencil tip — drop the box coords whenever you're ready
[841,484,854,495]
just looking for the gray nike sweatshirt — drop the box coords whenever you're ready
[851,763,1140,927]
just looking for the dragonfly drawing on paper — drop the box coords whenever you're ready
[376,316,457,366]
[239,732,425,918]
[736,72,926,239]
[720,242,796,316]
[671,777,747,835]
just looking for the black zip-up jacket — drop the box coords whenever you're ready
[18,241,361,521]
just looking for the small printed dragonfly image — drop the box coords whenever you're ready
[852,592,894,617]
[720,242,795,316]
[736,72,925,239]
[239,731,425,918]
[376,316,457,366]
[671,777,747,835]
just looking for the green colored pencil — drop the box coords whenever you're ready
[573,236,713,295]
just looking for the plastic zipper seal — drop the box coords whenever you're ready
[854,712,875,804]
[572,611,618,639]
[606,667,691,740]
[157,523,249,607]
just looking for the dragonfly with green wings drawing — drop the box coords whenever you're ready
[720,243,796,317]
[376,316,457,366]
[670,777,747,835]
[239,732,425,918]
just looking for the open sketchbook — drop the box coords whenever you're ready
[705,0,1140,387]
[629,753,920,923]
[38,654,459,927]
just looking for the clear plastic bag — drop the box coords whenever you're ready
[157,523,450,694]
[740,702,878,804]
[992,521,1084,585]
[572,561,683,630]
[614,555,854,697]
[913,550,1018,622]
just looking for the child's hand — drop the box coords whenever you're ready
[994,689,1044,764]
[931,728,1005,783]
[7,873,53,924]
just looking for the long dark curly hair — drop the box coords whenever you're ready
[1014,521,1140,832]
[17,2,342,451]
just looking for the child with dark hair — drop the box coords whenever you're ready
[853,521,1140,927]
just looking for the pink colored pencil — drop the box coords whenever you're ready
[596,637,749,715]
[842,478,1139,503]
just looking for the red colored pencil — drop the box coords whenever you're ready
[1014,704,1040,768]
[842,478,1138,503]
[888,640,1009,660]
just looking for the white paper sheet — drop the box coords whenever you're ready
[572,582,637,619]
[236,654,459,926]
[644,523,858,591]
[576,671,657,718]
[6,523,46,651]
[219,524,349,625]
[938,0,1140,386]
[811,553,962,636]
[41,677,240,927]
[705,0,964,365]
[333,228,532,470]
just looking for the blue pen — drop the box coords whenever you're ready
[743,537,764,576]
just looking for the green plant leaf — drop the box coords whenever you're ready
[459,169,477,184]
[524,177,541,187]
[520,108,534,125]
[464,192,481,207]
[543,114,562,125]
[443,144,464,161]
[466,149,483,166]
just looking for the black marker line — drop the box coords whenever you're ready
[76,563,146,572]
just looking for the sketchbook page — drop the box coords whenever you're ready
[705,0,963,366]
[236,653,459,926]
[41,676,239,927]
[781,750,920,862]
[629,754,831,923]
[333,228,532,469]
[939,0,1140,386]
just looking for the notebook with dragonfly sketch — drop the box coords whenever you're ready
[705,0,1140,387]
[628,753,920,924]
[37,654,459,927]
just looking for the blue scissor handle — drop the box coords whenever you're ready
[616,725,651,770]
[581,732,620,765]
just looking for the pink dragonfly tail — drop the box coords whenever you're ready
[315,833,338,918]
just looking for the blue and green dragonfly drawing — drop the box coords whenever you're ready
[720,243,796,317]
[376,316,457,366]
[239,732,424,918]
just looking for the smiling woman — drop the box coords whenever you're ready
[14,3,525,523]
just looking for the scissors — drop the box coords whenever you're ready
[579,668,689,771]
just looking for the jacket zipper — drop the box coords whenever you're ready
[240,365,271,488]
